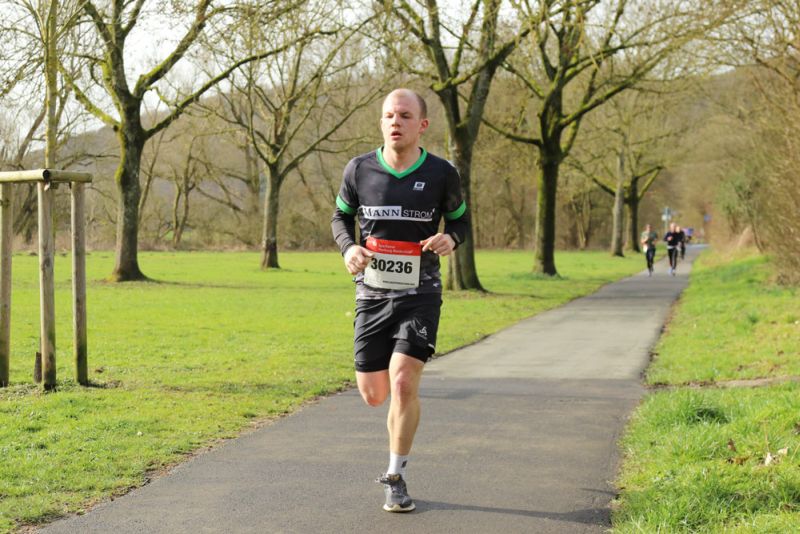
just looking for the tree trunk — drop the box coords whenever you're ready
[111,124,147,281]
[626,183,641,253]
[14,183,37,243]
[533,145,559,276]
[244,138,261,246]
[40,0,58,390]
[581,192,594,249]
[610,150,626,257]
[139,172,154,227]
[179,182,190,246]
[172,186,182,247]
[446,135,484,291]
[570,196,590,250]
[260,170,280,269]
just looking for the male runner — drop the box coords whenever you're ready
[664,222,680,276]
[676,225,687,260]
[331,89,469,512]
[640,224,658,276]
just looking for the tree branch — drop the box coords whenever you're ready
[134,0,215,98]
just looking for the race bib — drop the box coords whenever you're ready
[363,236,421,290]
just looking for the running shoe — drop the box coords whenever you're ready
[377,473,415,512]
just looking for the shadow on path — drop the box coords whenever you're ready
[416,501,609,526]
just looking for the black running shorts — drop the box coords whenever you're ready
[353,293,442,373]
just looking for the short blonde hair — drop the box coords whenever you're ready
[386,89,427,118]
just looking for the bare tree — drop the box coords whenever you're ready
[558,167,599,250]
[376,0,534,290]
[487,0,728,275]
[59,1,317,280]
[570,92,679,255]
[208,3,382,269]
[165,135,211,247]
[719,0,800,282]
[0,0,89,241]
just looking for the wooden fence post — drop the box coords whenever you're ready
[71,183,88,385]
[0,183,12,387]
[38,182,56,390]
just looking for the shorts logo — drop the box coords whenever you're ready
[418,326,428,338]
[413,181,425,191]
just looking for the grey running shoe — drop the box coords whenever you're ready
[378,473,415,512]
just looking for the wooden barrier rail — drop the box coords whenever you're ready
[0,169,92,389]
[0,169,93,184]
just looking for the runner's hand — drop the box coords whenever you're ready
[421,233,455,256]
[344,245,374,275]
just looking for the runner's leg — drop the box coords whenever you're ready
[387,353,425,455]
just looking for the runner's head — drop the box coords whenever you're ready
[645,224,651,231]
[380,89,429,153]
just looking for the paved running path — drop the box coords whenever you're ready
[41,249,698,534]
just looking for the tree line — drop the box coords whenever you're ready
[0,0,796,287]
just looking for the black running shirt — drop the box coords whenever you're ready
[331,147,469,299]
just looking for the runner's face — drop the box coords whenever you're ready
[380,93,428,152]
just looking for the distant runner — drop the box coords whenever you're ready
[664,222,680,276]
[685,227,694,244]
[640,224,658,276]
[331,88,469,513]
[676,225,687,260]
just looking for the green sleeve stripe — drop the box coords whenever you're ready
[444,201,466,221]
[336,195,357,215]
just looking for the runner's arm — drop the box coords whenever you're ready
[331,209,356,255]
[331,158,360,255]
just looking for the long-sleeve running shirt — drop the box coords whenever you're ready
[331,147,469,299]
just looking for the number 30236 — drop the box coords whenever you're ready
[370,258,413,274]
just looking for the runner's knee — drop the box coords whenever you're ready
[390,371,419,405]
[357,372,390,406]
[361,390,388,407]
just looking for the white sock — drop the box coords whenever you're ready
[387,452,409,477]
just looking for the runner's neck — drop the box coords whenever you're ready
[381,146,422,173]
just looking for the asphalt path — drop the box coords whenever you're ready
[40,248,698,534]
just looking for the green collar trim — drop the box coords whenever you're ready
[376,147,427,179]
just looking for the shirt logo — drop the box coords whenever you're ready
[413,181,425,191]
[360,205,434,221]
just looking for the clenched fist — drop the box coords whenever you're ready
[344,245,375,275]
[420,233,455,256]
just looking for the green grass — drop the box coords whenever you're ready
[646,252,799,385]
[0,249,643,532]
[615,385,800,533]
[614,251,800,533]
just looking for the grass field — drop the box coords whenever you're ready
[645,253,799,385]
[613,251,800,533]
[0,249,643,532]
